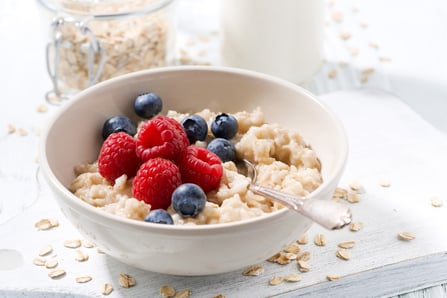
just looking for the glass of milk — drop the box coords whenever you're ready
[219,0,325,84]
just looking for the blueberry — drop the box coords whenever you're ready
[144,209,174,225]
[207,138,236,162]
[134,92,163,119]
[172,183,207,218]
[211,113,238,139]
[181,114,208,144]
[102,115,136,140]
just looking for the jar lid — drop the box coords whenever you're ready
[38,0,174,17]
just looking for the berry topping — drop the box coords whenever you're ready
[207,138,236,162]
[134,92,163,119]
[211,113,238,139]
[172,183,207,218]
[144,209,174,224]
[102,115,137,140]
[181,114,208,144]
[98,132,141,183]
[132,158,182,210]
[135,115,189,161]
[177,146,223,193]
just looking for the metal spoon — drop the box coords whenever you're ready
[237,159,352,230]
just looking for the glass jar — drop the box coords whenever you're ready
[38,0,177,101]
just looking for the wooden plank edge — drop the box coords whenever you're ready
[272,252,447,298]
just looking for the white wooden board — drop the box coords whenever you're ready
[1,88,446,297]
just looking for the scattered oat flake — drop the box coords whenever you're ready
[297,260,311,272]
[243,265,264,276]
[35,218,59,230]
[269,276,285,286]
[340,32,352,41]
[349,180,364,192]
[297,233,309,245]
[379,180,391,187]
[398,232,415,241]
[47,93,62,104]
[360,75,369,84]
[96,248,105,254]
[360,22,369,29]
[267,253,281,263]
[213,295,226,298]
[349,222,364,232]
[338,240,355,249]
[362,68,375,75]
[7,124,16,134]
[276,252,294,264]
[273,255,288,265]
[75,250,89,262]
[49,218,59,227]
[17,128,28,136]
[297,251,311,262]
[369,42,380,49]
[284,243,301,254]
[175,289,192,298]
[331,11,343,23]
[284,252,298,260]
[82,240,95,248]
[314,234,327,246]
[285,273,302,282]
[119,273,136,288]
[350,47,360,57]
[64,239,82,248]
[328,69,337,79]
[38,244,53,256]
[179,56,193,64]
[37,103,48,113]
[34,219,52,230]
[160,285,176,297]
[45,258,58,269]
[327,274,341,281]
[76,275,92,283]
[379,56,392,62]
[48,269,66,279]
[347,192,360,203]
[101,283,114,295]
[336,248,351,260]
[33,256,46,266]
[431,197,443,207]
[332,188,348,200]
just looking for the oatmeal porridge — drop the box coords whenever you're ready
[70,107,322,225]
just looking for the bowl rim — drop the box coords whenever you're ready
[39,65,349,233]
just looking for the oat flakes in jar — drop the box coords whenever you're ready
[39,0,177,101]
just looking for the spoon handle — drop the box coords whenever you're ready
[250,184,352,230]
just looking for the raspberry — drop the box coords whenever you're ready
[177,146,223,193]
[135,115,189,161]
[132,158,182,210]
[98,132,141,183]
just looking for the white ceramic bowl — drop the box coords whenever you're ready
[39,66,348,276]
